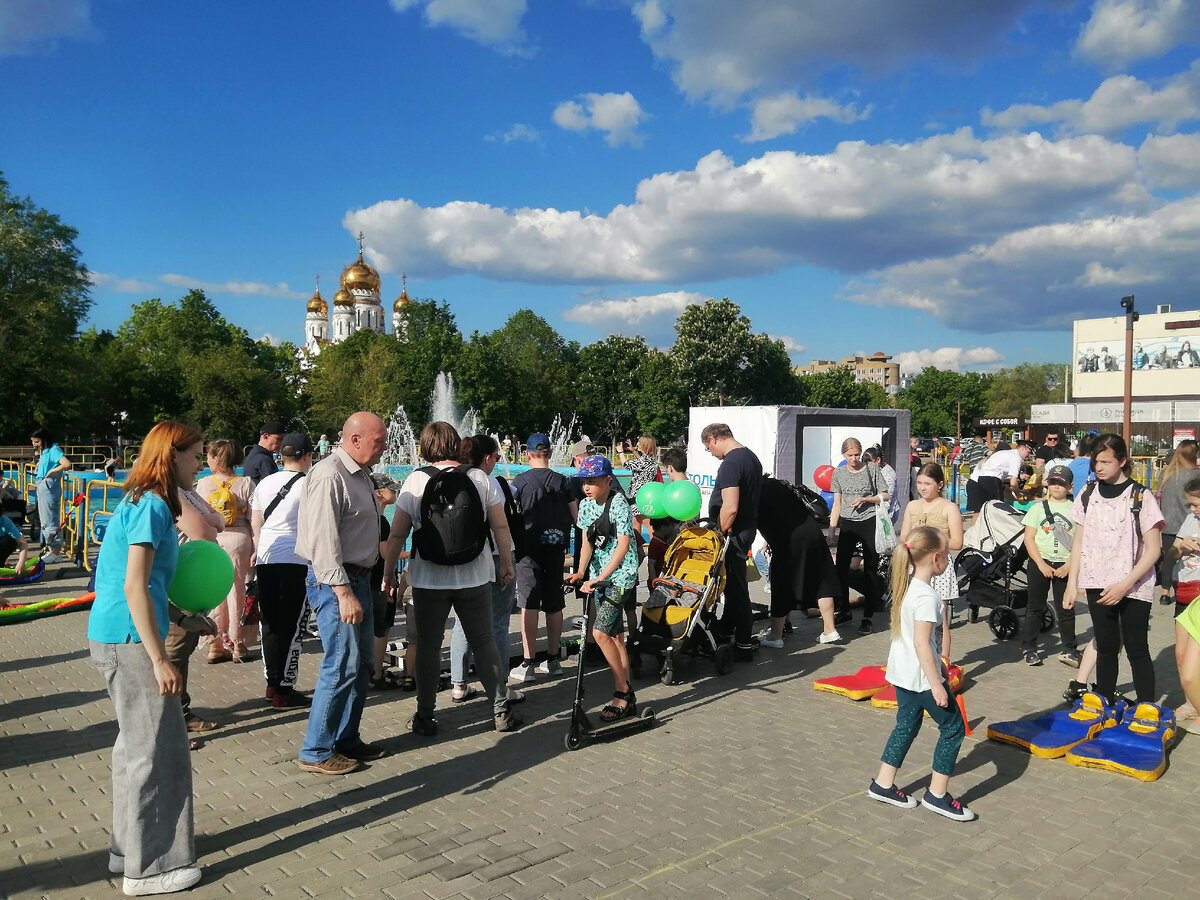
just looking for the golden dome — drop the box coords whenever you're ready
[333,288,355,307]
[307,288,327,315]
[393,288,412,313]
[340,252,381,293]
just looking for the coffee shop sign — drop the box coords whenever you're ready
[973,417,1027,427]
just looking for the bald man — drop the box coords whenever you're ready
[295,412,389,775]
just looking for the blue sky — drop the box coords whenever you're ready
[3,0,1199,374]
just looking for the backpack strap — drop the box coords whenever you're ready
[496,474,519,518]
[262,472,304,524]
[1080,481,1097,512]
[1042,500,1055,526]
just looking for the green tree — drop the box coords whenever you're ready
[391,299,464,423]
[795,366,890,410]
[670,298,799,406]
[984,363,1064,418]
[0,174,92,438]
[305,329,405,430]
[457,310,578,436]
[894,368,991,436]
[574,334,648,442]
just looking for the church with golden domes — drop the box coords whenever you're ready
[302,232,413,355]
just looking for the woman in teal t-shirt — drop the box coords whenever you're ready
[87,421,207,895]
[29,427,71,553]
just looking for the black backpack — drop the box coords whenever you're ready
[784,478,830,526]
[515,468,573,548]
[495,476,528,562]
[413,465,490,566]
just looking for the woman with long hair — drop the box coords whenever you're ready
[1065,433,1164,704]
[829,437,889,635]
[196,439,256,663]
[1158,440,1198,602]
[88,421,205,894]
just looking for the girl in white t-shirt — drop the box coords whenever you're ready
[868,526,975,822]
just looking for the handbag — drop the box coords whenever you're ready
[868,466,897,554]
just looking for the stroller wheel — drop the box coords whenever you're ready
[564,729,584,752]
[660,659,675,686]
[988,607,1019,640]
[714,643,734,676]
[1040,608,1055,633]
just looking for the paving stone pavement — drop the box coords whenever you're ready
[2,565,1198,899]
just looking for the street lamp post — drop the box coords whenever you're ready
[1121,295,1138,445]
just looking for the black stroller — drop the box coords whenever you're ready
[958,500,1054,640]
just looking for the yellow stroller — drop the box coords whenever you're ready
[630,522,732,684]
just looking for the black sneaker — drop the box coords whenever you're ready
[734,646,755,662]
[867,779,917,809]
[1063,680,1088,703]
[921,790,976,822]
[407,713,438,737]
[340,741,389,761]
[834,610,853,626]
[858,619,873,635]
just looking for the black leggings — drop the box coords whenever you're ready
[835,517,883,620]
[1086,590,1154,703]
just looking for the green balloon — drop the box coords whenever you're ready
[663,479,703,521]
[169,540,235,613]
[636,482,666,517]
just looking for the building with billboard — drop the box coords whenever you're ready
[1031,306,1200,453]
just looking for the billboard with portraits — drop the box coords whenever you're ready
[1073,309,1200,399]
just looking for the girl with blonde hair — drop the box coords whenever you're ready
[868,526,974,822]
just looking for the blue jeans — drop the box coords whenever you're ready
[451,557,515,683]
[300,575,375,762]
[36,476,63,549]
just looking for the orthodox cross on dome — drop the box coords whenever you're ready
[356,231,365,255]
[314,274,320,291]
[402,273,407,291]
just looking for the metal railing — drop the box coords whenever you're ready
[59,473,125,572]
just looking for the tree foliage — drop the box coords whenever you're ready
[795,366,890,410]
[671,298,799,407]
[894,368,992,436]
[985,363,1064,418]
[0,174,92,438]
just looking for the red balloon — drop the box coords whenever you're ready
[813,464,834,492]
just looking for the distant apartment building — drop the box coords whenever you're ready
[795,352,901,394]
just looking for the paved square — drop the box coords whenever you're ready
[2,568,1197,899]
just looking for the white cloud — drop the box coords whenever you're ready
[552,92,647,147]
[1075,0,1200,68]
[389,0,528,53]
[87,271,157,294]
[1139,133,1200,188]
[485,123,540,143]
[982,63,1200,134]
[0,0,95,56]
[632,0,1039,108]
[892,347,1004,374]
[257,332,282,347]
[348,129,1140,284]
[768,333,806,356]
[563,290,707,327]
[744,92,872,141]
[160,274,306,300]
[845,196,1200,330]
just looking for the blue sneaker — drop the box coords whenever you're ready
[921,791,976,822]
[867,779,917,809]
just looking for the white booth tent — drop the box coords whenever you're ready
[687,406,913,520]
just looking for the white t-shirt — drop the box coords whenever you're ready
[971,449,1022,482]
[885,578,944,693]
[1174,513,1200,586]
[251,470,307,565]
[398,464,500,590]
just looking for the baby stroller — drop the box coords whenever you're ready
[958,500,1053,640]
[629,522,732,684]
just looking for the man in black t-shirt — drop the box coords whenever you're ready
[702,422,762,661]
[245,420,285,486]
[1035,431,1064,467]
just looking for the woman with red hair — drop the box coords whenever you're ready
[88,421,206,895]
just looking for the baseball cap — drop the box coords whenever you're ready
[278,432,314,458]
[1046,464,1074,485]
[568,440,593,459]
[526,432,551,452]
[370,472,402,492]
[261,420,286,436]
[577,455,613,478]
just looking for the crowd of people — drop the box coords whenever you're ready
[9,412,1195,892]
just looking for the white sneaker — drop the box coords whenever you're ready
[122,866,202,895]
[507,686,525,703]
[755,630,785,649]
[817,630,842,644]
[534,656,563,676]
[508,661,537,684]
[108,852,124,874]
